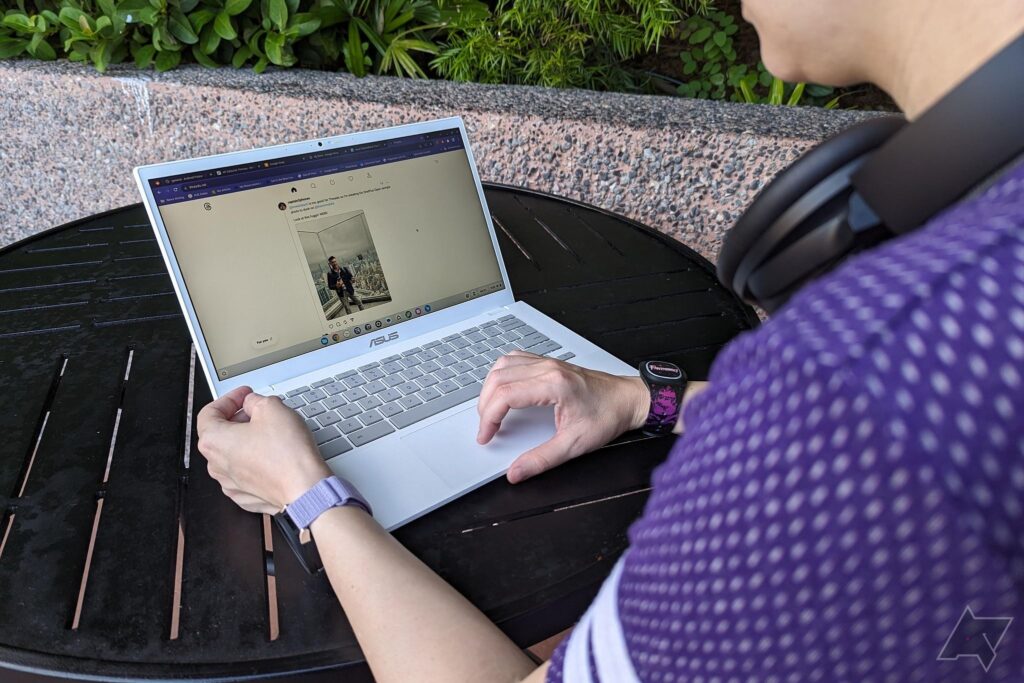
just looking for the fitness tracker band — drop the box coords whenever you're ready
[638,360,688,436]
[273,475,372,574]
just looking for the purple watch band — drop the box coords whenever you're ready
[285,475,372,531]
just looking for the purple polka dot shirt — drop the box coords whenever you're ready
[547,160,1024,682]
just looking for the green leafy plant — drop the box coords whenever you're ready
[673,8,838,107]
[0,0,486,74]
[431,0,707,91]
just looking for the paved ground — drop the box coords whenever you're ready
[0,61,881,263]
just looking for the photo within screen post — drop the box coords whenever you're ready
[151,129,505,379]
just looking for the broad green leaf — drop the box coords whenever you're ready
[268,0,287,32]
[133,42,155,67]
[285,12,320,38]
[180,0,200,11]
[189,9,215,30]
[214,11,237,40]
[231,44,251,67]
[58,7,87,31]
[168,12,198,44]
[97,0,116,18]
[253,55,268,73]
[225,0,253,16]
[0,37,27,58]
[155,47,181,71]
[689,26,711,44]
[713,31,726,47]
[191,44,219,67]
[2,14,34,33]
[264,30,284,64]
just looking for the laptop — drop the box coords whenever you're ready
[135,116,636,530]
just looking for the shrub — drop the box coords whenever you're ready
[0,0,488,75]
[431,0,708,91]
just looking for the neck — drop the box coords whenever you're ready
[873,3,1024,119]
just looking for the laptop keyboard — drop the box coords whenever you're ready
[277,315,576,461]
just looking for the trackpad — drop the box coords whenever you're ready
[400,405,556,488]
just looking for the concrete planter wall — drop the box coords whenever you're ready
[0,60,875,262]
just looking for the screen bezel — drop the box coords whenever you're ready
[134,116,514,398]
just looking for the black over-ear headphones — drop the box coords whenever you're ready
[718,32,1024,314]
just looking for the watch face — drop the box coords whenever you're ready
[644,360,683,381]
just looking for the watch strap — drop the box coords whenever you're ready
[639,360,687,436]
[285,475,372,531]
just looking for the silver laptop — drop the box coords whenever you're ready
[135,116,635,530]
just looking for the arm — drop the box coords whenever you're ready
[196,388,548,683]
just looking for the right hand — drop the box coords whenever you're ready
[477,351,650,484]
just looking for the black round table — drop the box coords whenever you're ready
[0,184,758,681]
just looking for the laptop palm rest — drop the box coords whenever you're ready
[400,404,556,488]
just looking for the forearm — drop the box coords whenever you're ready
[310,506,541,683]
[621,376,711,433]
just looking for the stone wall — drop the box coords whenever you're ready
[0,60,875,262]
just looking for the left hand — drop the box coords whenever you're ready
[196,386,331,514]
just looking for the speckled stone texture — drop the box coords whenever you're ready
[0,60,881,262]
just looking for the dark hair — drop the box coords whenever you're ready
[328,256,336,261]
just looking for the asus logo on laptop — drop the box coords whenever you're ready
[369,332,399,347]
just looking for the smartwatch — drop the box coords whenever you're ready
[638,360,688,436]
[273,475,372,574]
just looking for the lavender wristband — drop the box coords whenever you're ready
[285,475,372,541]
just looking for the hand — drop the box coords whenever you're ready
[197,386,332,514]
[477,351,650,484]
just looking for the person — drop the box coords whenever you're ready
[326,255,364,314]
[197,2,1024,681]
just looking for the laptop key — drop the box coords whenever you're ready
[349,421,395,447]
[381,361,404,374]
[469,342,490,354]
[344,375,367,388]
[498,318,524,331]
[455,373,478,387]
[483,349,503,362]
[450,361,473,374]
[363,368,385,381]
[418,375,439,388]
[383,375,405,388]
[498,314,515,322]
[483,326,504,338]
[518,332,548,348]
[434,367,456,381]
[449,337,471,350]
[314,425,341,445]
[401,367,424,381]
[320,435,353,459]
[359,409,384,426]
[467,356,489,368]
[417,349,438,361]
[283,396,306,410]
[436,355,458,368]
[300,403,326,418]
[422,340,442,349]
[323,381,346,396]
[499,343,519,354]
[556,351,576,361]
[401,348,422,357]
[419,360,441,373]
[398,395,423,409]
[528,340,562,356]
[442,333,461,342]
[437,379,460,394]
[480,320,499,329]
[337,417,363,434]
[359,396,383,411]
[434,343,455,355]
[338,403,362,419]
[335,369,358,380]
[358,362,381,372]
[342,387,367,401]
[465,331,487,343]
[305,418,320,431]
[399,357,420,369]
[286,385,310,397]
[311,377,334,389]
[363,380,387,394]
[380,403,403,418]
[391,383,483,430]
[323,395,346,411]
[397,381,420,396]
[318,411,343,427]
[470,366,490,381]
[379,388,403,402]
[301,388,327,403]
[417,387,443,402]
[381,354,402,363]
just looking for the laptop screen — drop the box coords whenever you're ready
[149,128,506,380]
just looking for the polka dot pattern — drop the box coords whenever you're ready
[548,160,1024,682]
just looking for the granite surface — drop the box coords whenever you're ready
[0,60,880,262]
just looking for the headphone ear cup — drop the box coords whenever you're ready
[717,117,905,306]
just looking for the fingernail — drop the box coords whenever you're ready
[507,467,521,483]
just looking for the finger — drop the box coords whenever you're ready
[478,361,552,418]
[198,386,254,436]
[241,391,282,419]
[476,380,557,444]
[507,430,577,484]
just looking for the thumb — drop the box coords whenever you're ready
[507,432,574,484]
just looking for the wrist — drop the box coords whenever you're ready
[623,376,651,431]
[279,456,332,508]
